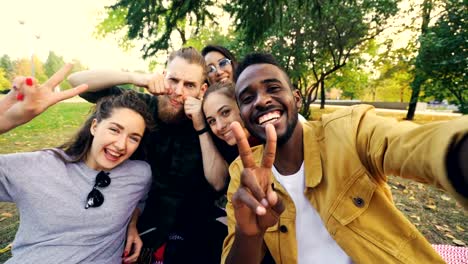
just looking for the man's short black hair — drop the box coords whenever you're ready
[234,53,284,82]
[234,52,292,89]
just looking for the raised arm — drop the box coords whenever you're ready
[184,96,229,191]
[68,70,149,92]
[347,105,468,208]
[198,130,230,191]
[68,69,168,95]
[0,64,88,134]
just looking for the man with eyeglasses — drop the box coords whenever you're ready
[69,47,229,263]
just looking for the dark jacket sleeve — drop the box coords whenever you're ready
[80,86,125,103]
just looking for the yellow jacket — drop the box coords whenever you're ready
[223,105,467,263]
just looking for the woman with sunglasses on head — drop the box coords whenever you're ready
[0,68,154,264]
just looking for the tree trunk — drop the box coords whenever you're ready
[406,74,425,120]
[320,79,326,109]
[406,0,433,120]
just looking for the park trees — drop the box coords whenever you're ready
[0,68,11,92]
[370,44,414,102]
[325,59,371,101]
[413,0,467,113]
[0,53,88,92]
[227,0,399,117]
[0,56,14,91]
[406,0,436,119]
[0,55,14,82]
[44,52,65,78]
[100,0,399,118]
[102,0,217,58]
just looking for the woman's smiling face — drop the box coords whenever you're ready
[204,51,234,85]
[203,91,243,146]
[86,107,145,171]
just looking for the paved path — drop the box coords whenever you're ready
[311,105,463,117]
[0,94,463,117]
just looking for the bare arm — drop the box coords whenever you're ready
[184,96,229,190]
[124,208,143,263]
[68,70,149,92]
[198,130,230,191]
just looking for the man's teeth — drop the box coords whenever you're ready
[258,112,280,125]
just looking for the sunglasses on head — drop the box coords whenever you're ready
[85,171,111,209]
[208,58,232,74]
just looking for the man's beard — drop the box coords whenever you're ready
[277,113,298,146]
[157,96,187,124]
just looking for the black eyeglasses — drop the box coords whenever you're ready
[208,58,232,74]
[85,171,111,209]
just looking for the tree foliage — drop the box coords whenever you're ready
[44,51,65,78]
[95,6,135,51]
[0,55,14,81]
[416,0,467,113]
[0,68,11,91]
[370,44,414,102]
[406,0,435,120]
[326,59,371,100]
[0,53,88,92]
[185,25,235,52]
[228,0,399,116]
[105,0,399,117]
[107,0,217,58]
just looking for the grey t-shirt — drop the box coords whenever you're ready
[0,150,152,264]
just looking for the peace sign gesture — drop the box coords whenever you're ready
[1,64,88,134]
[230,121,285,236]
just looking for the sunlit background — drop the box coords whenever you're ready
[0,0,148,71]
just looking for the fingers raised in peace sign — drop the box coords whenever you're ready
[230,121,284,236]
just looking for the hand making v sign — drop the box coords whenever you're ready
[230,121,285,236]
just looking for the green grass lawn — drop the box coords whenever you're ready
[0,103,466,262]
[0,102,93,154]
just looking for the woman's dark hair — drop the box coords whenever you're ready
[201,45,238,71]
[54,90,154,163]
